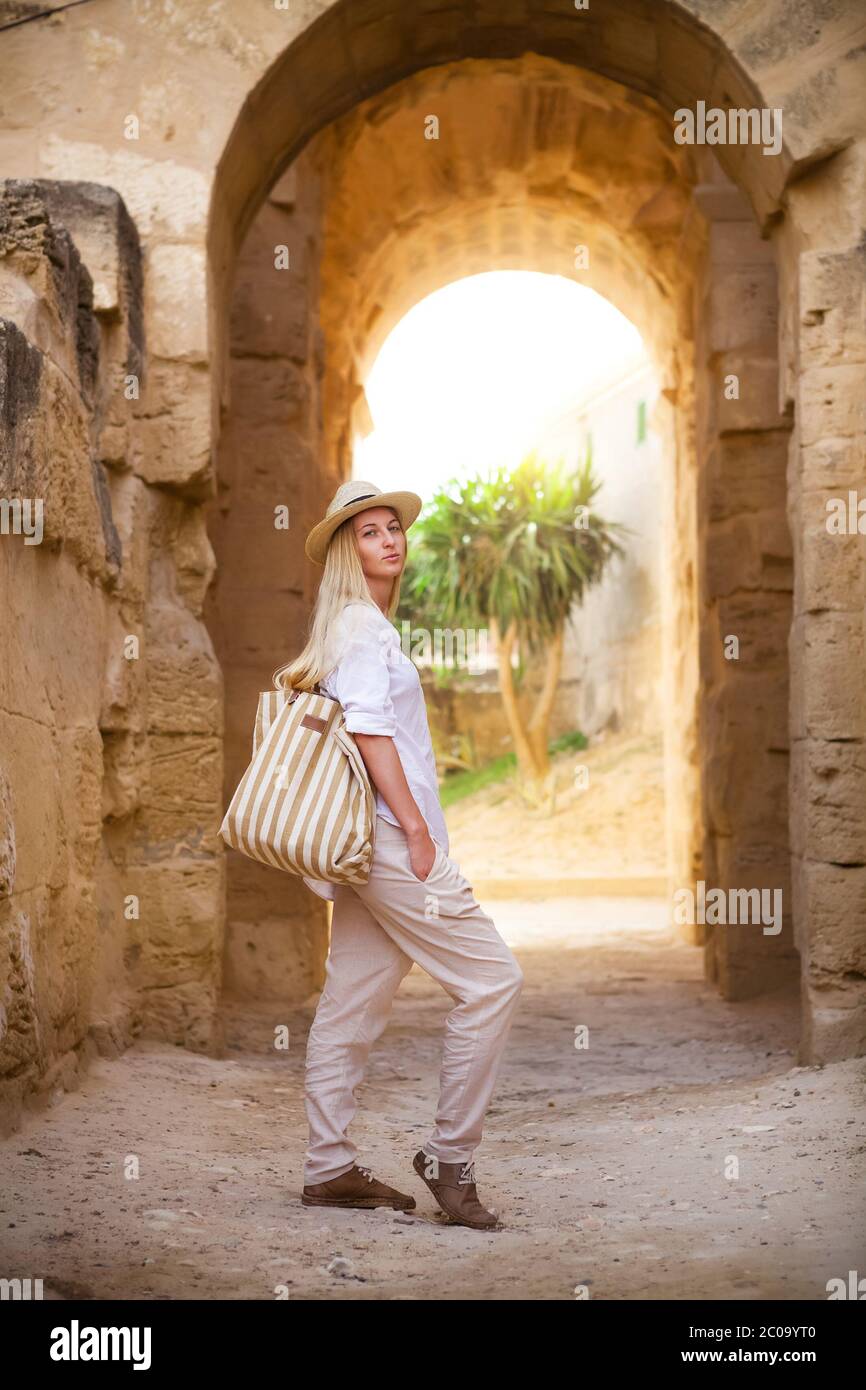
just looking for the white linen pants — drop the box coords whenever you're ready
[303,815,524,1184]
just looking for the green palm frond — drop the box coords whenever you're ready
[398,448,630,656]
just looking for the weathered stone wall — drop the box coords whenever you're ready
[0,1,862,1134]
[212,55,705,984]
[0,179,223,1136]
[783,174,866,1059]
[692,174,797,997]
[552,368,666,743]
[306,54,710,920]
[203,154,332,1003]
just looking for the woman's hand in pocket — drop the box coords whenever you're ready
[406,827,437,882]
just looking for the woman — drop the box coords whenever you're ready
[276,479,524,1232]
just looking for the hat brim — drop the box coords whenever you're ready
[305,491,424,565]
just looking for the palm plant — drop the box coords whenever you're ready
[398,446,628,809]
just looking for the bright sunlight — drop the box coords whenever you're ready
[354,271,646,491]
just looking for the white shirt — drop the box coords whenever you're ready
[302,601,449,901]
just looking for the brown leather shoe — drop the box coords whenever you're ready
[302,1163,416,1211]
[412,1150,504,1230]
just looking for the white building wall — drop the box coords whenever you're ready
[410,358,665,745]
[546,361,664,737]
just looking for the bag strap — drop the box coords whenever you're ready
[285,681,339,705]
[314,684,340,704]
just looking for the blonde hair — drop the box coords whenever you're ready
[272,504,404,692]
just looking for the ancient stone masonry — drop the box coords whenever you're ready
[203,156,332,1006]
[0,0,864,1134]
[692,178,796,999]
[0,179,224,1136]
[220,54,804,1008]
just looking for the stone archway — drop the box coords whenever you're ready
[206,1,865,1058]
[208,0,801,395]
[208,42,802,1015]
[0,1,862,1137]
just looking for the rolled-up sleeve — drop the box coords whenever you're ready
[332,608,398,737]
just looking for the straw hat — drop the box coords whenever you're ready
[304,480,424,566]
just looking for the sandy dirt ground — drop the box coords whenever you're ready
[1,898,863,1301]
[446,730,668,881]
[2,734,863,1300]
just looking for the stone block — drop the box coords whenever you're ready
[230,219,311,361]
[145,600,222,736]
[219,504,303,588]
[703,515,762,597]
[799,861,866,977]
[758,512,793,591]
[597,5,658,91]
[134,734,222,853]
[268,165,297,211]
[795,488,866,614]
[707,218,775,270]
[0,331,117,584]
[703,675,790,835]
[102,471,151,614]
[798,364,865,448]
[218,587,301,669]
[715,589,792,667]
[172,504,217,617]
[0,179,99,402]
[223,909,322,1004]
[0,762,14,899]
[133,360,212,497]
[705,429,788,521]
[798,435,865,492]
[706,267,778,355]
[18,179,146,476]
[228,356,309,428]
[101,730,145,822]
[710,356,786,434]
[135,856,223,964]
[28,179,144,338]
[789,611,866,741]
[697,51,787,222]
[216,421,314,494]
[144,240,207,362]
[790,737,866,866]
[799,862,866,1062]
[800,246,866,368]
[56,724,103,878]
[656,6,719,117]
[99,605,145,734]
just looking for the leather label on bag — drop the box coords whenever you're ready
[300,713,328,733]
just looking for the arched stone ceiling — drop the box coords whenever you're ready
[209,0,803,428]
[303,55,715,471]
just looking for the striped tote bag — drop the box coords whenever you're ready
[218,683,376,886]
